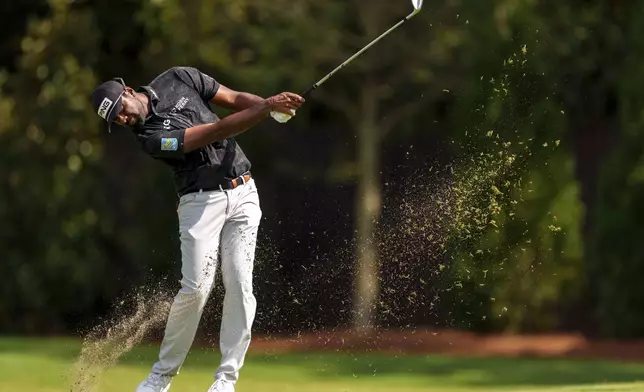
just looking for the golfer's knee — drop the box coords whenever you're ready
[223,274,253,294]
[227,283,254,302]
[177,281,211,307]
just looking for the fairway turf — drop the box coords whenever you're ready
[1,337,644,392]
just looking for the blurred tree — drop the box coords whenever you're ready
[2,0,642,339]
[0,0,50,72]
[242,0,471,332]
[0,0,164,334]
[0,0,109,333]
[439,0,636,336]
[538,0,626,335]
[588,0,644,338]
[418,0,587,333]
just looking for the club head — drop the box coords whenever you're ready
[411,0,423,11]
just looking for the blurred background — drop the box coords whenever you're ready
[2,0,644,391]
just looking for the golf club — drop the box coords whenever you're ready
[271,0,424,123]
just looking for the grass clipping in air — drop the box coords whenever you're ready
[386,132,525,259]
[380,45,550,281]
[375,125,558,324]
[443,134,522,247]
[68,288,173,392]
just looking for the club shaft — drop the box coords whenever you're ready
[301,9,419,97]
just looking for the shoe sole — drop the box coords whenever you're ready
[136,382,171,392]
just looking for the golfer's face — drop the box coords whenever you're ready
[115,93,145,127]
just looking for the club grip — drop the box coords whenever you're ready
[300,85,317,98]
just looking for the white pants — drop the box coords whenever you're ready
[150,178,262,384]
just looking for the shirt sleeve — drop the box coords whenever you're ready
[140,128,186,159]
[174,66,220,102]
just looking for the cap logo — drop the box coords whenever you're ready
[97,97,114,120]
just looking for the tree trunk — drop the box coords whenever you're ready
[352,78,382,332]
[567,114,620,336]
[553,0,626,336]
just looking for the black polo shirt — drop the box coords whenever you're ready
[133,66,252,196]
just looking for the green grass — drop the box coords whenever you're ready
[1,336,644,392]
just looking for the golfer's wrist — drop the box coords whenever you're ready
[257,99,273,113]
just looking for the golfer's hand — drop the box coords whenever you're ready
[266,92,305,115]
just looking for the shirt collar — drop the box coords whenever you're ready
[137,85,159,101]
[136,85,160,119]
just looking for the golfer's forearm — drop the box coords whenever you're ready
[183,102,271,152]
[232,92,265,111]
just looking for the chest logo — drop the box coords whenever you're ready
[163,96,189,130]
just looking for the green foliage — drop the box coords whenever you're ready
[0,0,111,332]
[586,0,644,338]
[590,130,644,338]
[1,0,644,338]
[430,0,587,333]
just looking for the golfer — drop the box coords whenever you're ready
[90,66,304,392]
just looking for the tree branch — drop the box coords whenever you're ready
[312,89,360,125]
[380,100,425,136]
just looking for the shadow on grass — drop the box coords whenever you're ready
[3,337,644,389]
[246,352,644,387]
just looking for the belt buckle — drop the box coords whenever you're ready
[233,174,249,189]
[229,172,251,189]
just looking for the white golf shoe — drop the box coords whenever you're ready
[206,376,235,392]
[136,373,172,392]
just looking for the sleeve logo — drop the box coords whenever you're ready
[161,137,179,151]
